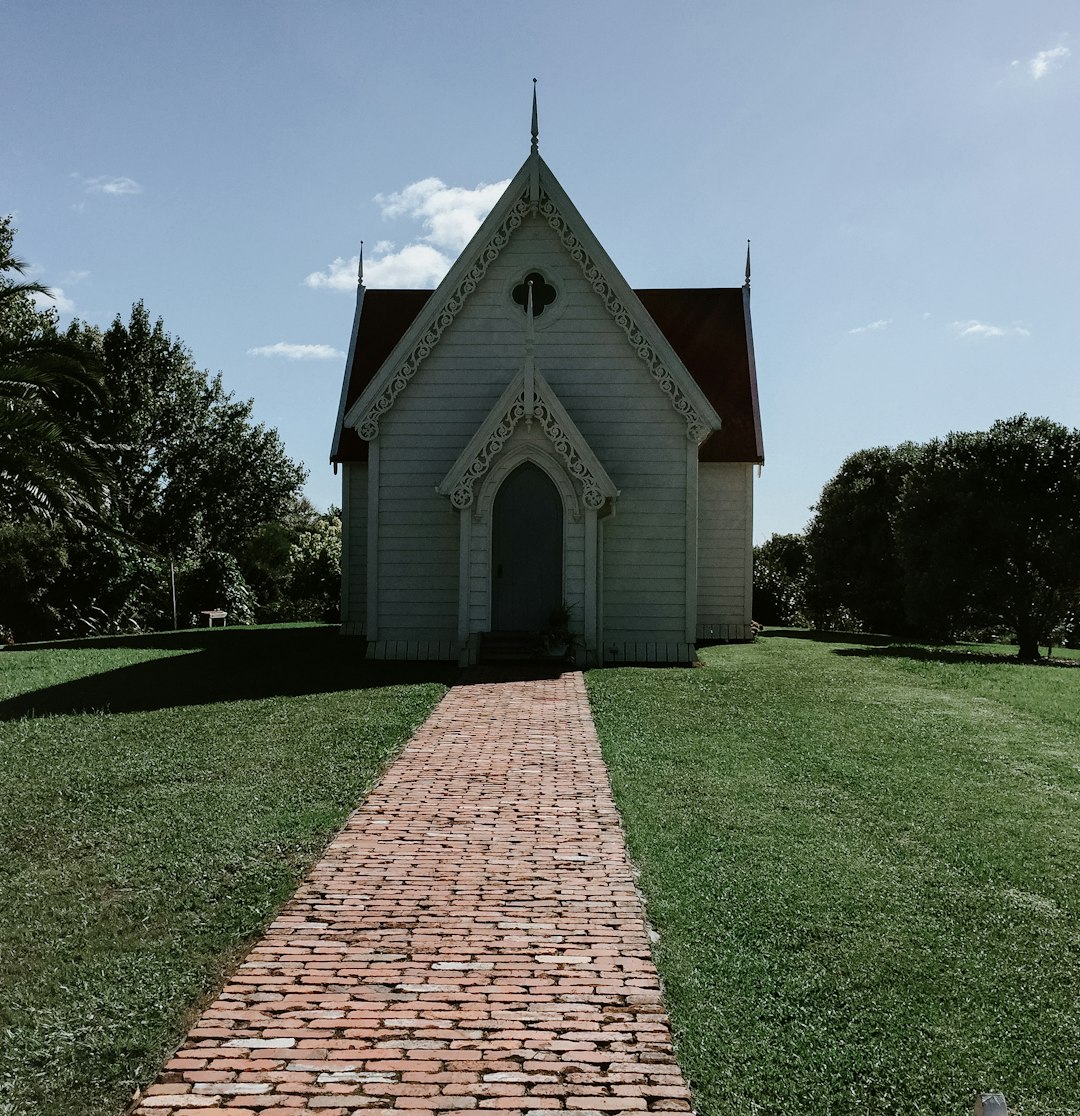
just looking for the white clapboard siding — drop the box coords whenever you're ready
[343,463,366,629]
[697,462,753,636]
[368,209,689,648]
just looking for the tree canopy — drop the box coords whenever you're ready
[895,415,1080,661]
[788,415,1080,660]
[0,220,335,641]
[804,443,921,633]
[65,302,307,559]
[0,217,113,527]
[753,532,809,626]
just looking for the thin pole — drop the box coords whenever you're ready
[170,560,178,630]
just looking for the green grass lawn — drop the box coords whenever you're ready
[0,625,450,1116]
[587,633,1080,1116]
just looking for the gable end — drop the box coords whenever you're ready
[349,187,533,441]
[344,154,723,449]
[538,196,716,444]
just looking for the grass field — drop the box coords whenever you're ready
[587,633,1080,1116]
[4,628,1079,1115]
[0,625,450,1116]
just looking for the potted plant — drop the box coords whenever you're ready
[537,602,580,662]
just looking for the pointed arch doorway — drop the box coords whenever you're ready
[491,461,563,631]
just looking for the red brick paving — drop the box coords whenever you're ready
[129,672,693,1115]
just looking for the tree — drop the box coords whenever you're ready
[2,296,311,641]
[0,518,69,640]
[0,217,112,527]
[284,504,342,622]
[39,303,310,633]
[240,500,342,623]
[66,303,307,558]
[804,443,922,632]
[753,533,808,626]
[895,415,1080,661]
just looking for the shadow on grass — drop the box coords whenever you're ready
[758,627,899,646]
[832,644,1080,668]
[0,625,460,720]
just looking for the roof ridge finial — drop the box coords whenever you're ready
[528,79,541,208]
[531,78,539,153]
[744,239,751,289]
[358,240,364,287]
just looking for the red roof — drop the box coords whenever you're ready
[332,287,763,465]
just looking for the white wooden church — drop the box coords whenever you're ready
[331,102,763,666]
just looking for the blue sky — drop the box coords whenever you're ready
[5,1,1077,542]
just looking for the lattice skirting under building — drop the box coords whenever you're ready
[604,641,696,665]
[366,639,459,662]
[696,622,755,643]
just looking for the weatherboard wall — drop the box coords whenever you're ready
[696,461,753,640]
[364,210,690,652]
[340,462,367,635]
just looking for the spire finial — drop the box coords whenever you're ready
[531,78,539,153]
[744,239,751,289]
[358,240,364,287]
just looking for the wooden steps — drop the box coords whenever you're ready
[479,630,544,663]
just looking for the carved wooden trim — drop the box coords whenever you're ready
[538,195,712,443]
[447,383,610,513]
[357,191,533,441]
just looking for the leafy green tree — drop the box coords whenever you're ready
[0,217,112,527]
[753,532,808,626]
[0,519,69,639]
[240,500,341,623]
[804,443,922,632]
[285,505,342,621]
[52,534,169,636]
[895,415,1080,661]
[66,302,306,558]
[33,303,310,634]
[176,550,257,627]
[2,291,310,640]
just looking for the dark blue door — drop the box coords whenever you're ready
[491,463,562,631]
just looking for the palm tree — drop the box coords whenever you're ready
[0,229,113,527]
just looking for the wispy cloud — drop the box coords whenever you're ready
[72,173,143,196]
[31,288,75,314]
[952,319,1031,339]
[847,319,891,335]
[305,176,511,291]
[247,342,346,361]
[1011,42,1071,80]
[61,269,91,285]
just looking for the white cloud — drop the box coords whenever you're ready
[306,176,511,291]
[61,269,91,285]
[952,319,1031,339]
[1029,44,1070,79]
[375,177,510,252]
[364,244,456,288]
[847,319,891,335]
[304,257,360,291]
[305,244,455,290]
[73,173,142,196]
[247,342,346,361]
[31,287,75,314]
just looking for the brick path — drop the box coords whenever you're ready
[131,672,692,1115]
